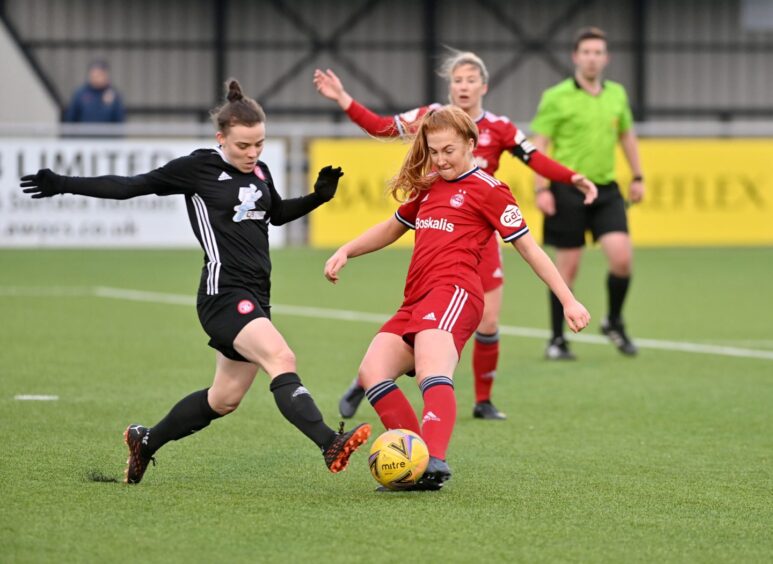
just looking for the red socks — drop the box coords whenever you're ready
[365,380,420,434]
[473,331,499,403]
[366,376,457,460]
[419,376,456,460]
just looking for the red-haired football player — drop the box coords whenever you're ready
[323,106,590,489]
[315,50,596,421]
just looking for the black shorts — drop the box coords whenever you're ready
[197,288,270,362]
[543,181,628,248]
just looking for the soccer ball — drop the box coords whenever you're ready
[368,429,429,490]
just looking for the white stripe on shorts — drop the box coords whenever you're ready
[438,285,469,332]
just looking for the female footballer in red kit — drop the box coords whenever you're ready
[315,51,596,420]
[323,106,590,489]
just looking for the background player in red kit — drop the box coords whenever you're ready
[323,106,590,489]
[314,51,596,421]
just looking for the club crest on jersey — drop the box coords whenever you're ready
[254,166,266,180]
[500,204,523,228]
[233,184,265,222]
[416,216,455,232]
[237,300,255,314]
[450,193,465,208]
[478,130,492,147]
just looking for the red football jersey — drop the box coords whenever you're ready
[348,102,527,175]
[395,167,529,304]
[346,100,573,183]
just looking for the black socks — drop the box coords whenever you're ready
[607,273,631,324]
[549,291,565,340]
[145,388,222,455]
[142,375,338,456]
[550,273,631,337]
[270,372,336,450]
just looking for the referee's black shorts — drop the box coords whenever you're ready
[543,181,628,248]
[197,287,270,362]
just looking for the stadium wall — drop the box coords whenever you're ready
[0,18,58,125]
[1,0,771,124]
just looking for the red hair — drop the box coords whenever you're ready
[388,105,478,202]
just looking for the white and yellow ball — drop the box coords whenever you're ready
[368,429,429,490]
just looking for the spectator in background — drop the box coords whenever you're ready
[63,60,125,123]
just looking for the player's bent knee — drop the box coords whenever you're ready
[477,316,498,334]
[357,365,376,389]
[208,393,243,415]
[358,363,392,390]
[273,347,296,369]
[256,346,296,376]
[609,256,632,277]
[213,399,240,415]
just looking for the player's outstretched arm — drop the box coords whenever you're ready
[313,68,353,111]
[520,147,598,206]
[324,217,408,284]
[511,232,590,333]
[313,68,402,138]
[21,168,156,200]
[270,166,344,225]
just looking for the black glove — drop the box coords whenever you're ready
[313,165,344,202]
[20,169,67,199]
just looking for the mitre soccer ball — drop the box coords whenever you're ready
[368,429,429,490]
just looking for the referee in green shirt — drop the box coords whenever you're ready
[531,27,644,360]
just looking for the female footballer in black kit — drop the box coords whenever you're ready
[20,80,371,484]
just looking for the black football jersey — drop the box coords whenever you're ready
[58,147,326,304]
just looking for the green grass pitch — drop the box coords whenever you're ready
[1,247,771,562]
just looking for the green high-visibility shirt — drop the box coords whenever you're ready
[530,78,633,184]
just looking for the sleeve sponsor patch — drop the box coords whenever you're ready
[514,129,536,154]
[500,204,523,228]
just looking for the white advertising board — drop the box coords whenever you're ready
[0,139,286,247]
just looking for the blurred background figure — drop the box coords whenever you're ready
[63,59,125,123]
[531,27,643,361]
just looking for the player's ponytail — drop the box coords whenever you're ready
[211,78,266,133]
[388,105,478,202]
[226,80,244,103]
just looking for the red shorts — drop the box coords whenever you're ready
[479,235,504,292]
[380,284,484,357]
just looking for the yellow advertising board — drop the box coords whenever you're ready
[309,139,412,247]
[309,139,773,247]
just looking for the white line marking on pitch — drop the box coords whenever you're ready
[93,286,193,306]
[90,286,773,362]
[0,286,92,297]
[3,286,772,362]
[14,395,59,401]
